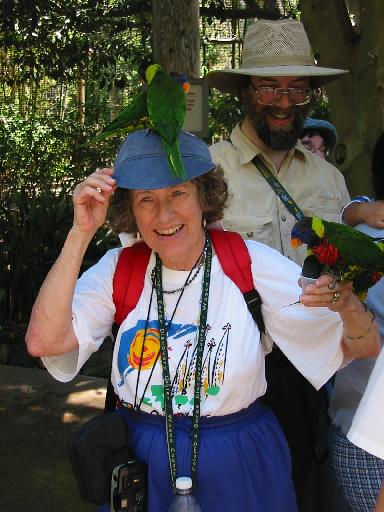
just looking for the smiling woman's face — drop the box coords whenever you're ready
[131,181,206,270]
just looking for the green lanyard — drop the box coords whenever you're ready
[153,236,212,491]
[252,154,304,222]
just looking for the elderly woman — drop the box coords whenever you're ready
[26,130,379,512]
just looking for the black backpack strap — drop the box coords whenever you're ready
[243,289,265,335]
[104,323,120,413]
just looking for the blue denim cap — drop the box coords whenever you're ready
[113,129,215,190]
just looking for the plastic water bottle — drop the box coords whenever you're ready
[168,477,202,512]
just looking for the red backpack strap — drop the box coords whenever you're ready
[209,229,265,334]
[105,242,151,413]
[112,242,152,326]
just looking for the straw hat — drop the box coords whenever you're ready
[114,129,215,190]
[206,19,348,95]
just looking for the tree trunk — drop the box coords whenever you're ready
[301,0,384,197]
[152,0,200,77]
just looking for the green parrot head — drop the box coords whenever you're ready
[145,63,161,85]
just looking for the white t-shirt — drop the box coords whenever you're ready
[43,240,344,417]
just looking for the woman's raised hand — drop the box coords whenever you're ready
[72,168,116,235]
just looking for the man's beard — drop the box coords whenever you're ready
[245,101,309,151]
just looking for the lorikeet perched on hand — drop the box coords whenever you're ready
[87,62,189,179]
[291,216,384,299]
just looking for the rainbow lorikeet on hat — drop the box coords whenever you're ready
[87,63,189,179]
[291,216,384,300]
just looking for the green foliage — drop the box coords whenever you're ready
[0,186,117,324]
[0,188,73,322]
[309,94,331,121]
[1,105,113,188]
[1,106,75,188]
[208,89,244,140]
[0,0,151,84]
[0,103,120,326]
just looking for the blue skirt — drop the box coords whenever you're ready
[100,400,297,512]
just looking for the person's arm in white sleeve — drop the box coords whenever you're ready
[341,196,370,224]
[342,196,384,229]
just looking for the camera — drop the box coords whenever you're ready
[110,460,147,512]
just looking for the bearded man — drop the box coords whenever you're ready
[207,19,351,512]
[208,19,350,266]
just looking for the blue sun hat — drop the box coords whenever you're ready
[302,118,337,153]
[114,129,215,190]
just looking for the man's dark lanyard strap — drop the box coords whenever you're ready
[154,236,212,492]
[252,154,304,222]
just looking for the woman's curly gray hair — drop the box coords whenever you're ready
[107,165,228,234]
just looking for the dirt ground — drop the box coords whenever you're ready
[0,364,107,511]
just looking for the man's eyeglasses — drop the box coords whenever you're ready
[249,84,313,106]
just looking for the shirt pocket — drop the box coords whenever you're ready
[304,196,342,223]
[223,214,274,246]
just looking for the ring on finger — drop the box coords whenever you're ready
[330,291,340,304]
[96,187,102,193]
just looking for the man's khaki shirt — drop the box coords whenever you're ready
[210,123,350,267]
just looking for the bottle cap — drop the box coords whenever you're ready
[175,476,193,490]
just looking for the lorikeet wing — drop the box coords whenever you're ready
[86,91,149,145]
[322,218,384,272]
[145,64,187,179]
[351,269,383,301]
[291,215,384,298]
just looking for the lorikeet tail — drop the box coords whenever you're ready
[84,91,149,146]
[84,120,148,146]
[162,139,187,179]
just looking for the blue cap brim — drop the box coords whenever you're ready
[114,129,215,190]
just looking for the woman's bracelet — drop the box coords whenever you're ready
[343,303,376,341]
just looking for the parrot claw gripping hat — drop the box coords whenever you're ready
[113,129,215,190]
[206,19,348,95]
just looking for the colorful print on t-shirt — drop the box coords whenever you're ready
[117,319,232,414]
